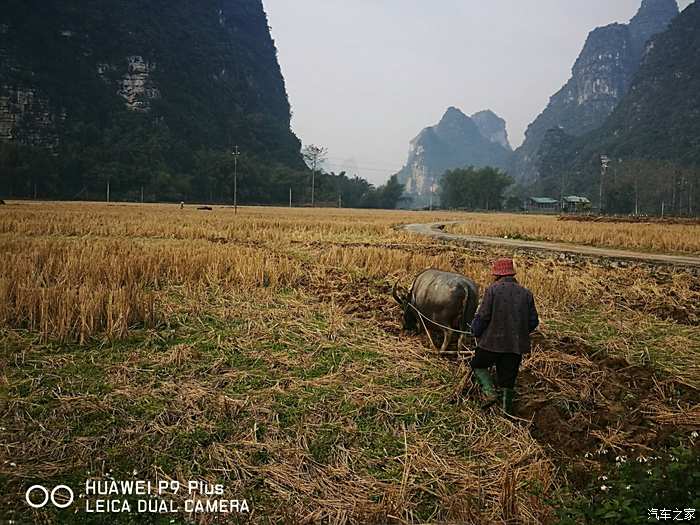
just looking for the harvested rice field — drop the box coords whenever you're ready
[445,213,700,255]
[1,202,699,524]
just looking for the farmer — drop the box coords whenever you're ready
[470,258,539,414]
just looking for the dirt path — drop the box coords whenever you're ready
[403,221,700,268]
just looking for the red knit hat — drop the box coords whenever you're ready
[492,258,516,277]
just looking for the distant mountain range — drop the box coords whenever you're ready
[578,0,700,167]
[396,107,512,207]
[2,0,696,211]
[395,0,690,210]
[537,0,700,215]
[510,0,680,184]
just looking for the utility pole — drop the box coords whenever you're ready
[689,178,693,216]
[560,171,565,208]
[232,145,240,215]
[107,181,110,203]
[600,155,610,214]
[289,187,292,208]
[338,193,342,208]
[311,156,316,207]
[140,186,144,204]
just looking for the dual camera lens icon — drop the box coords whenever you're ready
[25,485,74,509]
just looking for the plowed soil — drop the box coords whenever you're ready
[311,255,700,490]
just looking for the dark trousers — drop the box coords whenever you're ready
[470,348,522,388]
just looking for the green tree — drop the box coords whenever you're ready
[302,144,328,207]
[439,167,512,210]
[376,174,405,209]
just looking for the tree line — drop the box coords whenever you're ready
[435,157,700,216]
[536,153,700,216]
[438,166,514,210]
[0,140,405,209]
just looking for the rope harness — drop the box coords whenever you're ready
[405,302,475,336]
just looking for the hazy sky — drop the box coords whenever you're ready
[264,0,692,185]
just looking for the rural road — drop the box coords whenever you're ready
[403,221,700,268]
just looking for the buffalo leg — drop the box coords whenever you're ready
[440,330,452,353]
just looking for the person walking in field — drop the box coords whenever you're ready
[470,258,539,415]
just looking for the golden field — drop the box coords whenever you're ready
[1,201,699,524]
[445,213,700,254]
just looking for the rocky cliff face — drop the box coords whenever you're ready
[0,87,60,147]
[0,0,302,176]
[115,56,161,112]
[396,107,513,207]
[511,0,678,184]
[541,1,700,186]
[471,110,512,151]
[629,0,681,58]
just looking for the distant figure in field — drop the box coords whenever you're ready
[470,258,539,415]
[180,201,184,209]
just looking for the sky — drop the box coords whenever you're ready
[264,0,693,185]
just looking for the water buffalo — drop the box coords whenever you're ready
[393,269,479,352]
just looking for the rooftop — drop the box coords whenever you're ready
[564,195,591,203]
[530,197,559,204]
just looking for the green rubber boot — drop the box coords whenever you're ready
[472,369,498,408]
[502,388,516,415]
